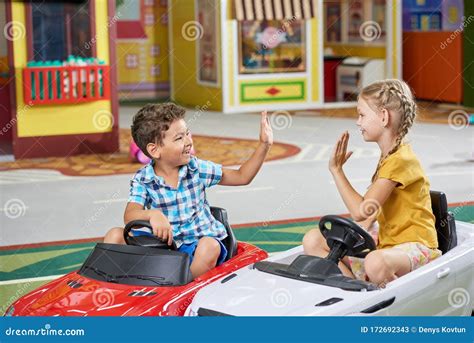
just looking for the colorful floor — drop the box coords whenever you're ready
[1,203,472,315]
[0,129,300,176]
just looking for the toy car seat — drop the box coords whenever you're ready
[430,191,457,254]
[210,207,238,261]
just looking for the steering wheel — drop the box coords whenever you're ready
[319,215,376,258]
[123,220,177,250]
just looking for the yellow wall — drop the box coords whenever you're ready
[12,0,113,137]
[311,18,320,102]
[391,0,400,78]
[117,42,143,84]
[169,0,223,111]
[116,3,169,92]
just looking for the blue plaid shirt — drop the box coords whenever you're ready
[128,156,227,247]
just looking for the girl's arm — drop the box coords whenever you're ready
[220,111,273,186]
[330,132,397,221]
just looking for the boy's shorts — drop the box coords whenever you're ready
[131,228,228,266]
[178,239,228,266]
[346,242,442,281]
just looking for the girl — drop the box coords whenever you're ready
[303,79,441,286]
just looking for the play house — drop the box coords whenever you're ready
[168,0,403,113]
[1,0,119,159]
[115,0,170,101]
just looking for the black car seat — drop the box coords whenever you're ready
[210,206,238,261]
[430,191,457,254]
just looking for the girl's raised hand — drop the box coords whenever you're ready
[329,131,353,173]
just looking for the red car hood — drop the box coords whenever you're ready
[9,242,267,316]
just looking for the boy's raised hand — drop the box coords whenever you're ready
[329,131,353,173]
[259,110,273,146]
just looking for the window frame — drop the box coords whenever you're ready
[237,19,307,75]
[25,0,97,61]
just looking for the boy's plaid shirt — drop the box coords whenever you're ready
[128,156,227,247]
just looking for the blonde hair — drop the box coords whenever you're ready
[359,79,417,182]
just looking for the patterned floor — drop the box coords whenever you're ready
[0,129,300,176]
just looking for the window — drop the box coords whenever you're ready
[31,1,93,61]
[151,65,160,77]
[239,20,305,74]
[145,14,155,26]
[126,54,139,68]
[151,45,160,56]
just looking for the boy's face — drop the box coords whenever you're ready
[148,119,193,167]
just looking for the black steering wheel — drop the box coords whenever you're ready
[123,220,177,250]
[319,215,376,259]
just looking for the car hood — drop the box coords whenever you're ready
[11,272,193,316]
[189,266,381,316]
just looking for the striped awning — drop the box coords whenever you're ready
[234,0,317,21]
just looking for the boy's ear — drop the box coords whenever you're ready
[146,142,160,159]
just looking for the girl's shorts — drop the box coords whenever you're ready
[346,242,442,281]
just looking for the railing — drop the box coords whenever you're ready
[23,65,110,105]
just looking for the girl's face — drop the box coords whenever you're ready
[356,97,385,142]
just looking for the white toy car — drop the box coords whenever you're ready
[185,191,473,316]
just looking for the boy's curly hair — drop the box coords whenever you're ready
[131,103,186,158]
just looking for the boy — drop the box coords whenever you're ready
[104,103,273,278]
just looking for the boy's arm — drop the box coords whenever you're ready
[124,202,173,245]
[220,111,273,186]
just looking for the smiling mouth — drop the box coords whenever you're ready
[183,147,192,155]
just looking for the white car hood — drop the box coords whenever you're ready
[190,265,381,316]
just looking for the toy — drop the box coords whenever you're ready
[186,191,474,316]
[4,207,267,316]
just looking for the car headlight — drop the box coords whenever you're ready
[4,306,15,317]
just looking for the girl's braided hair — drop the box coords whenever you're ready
[359,79,417,182]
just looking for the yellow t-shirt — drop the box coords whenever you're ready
[376,144,438,249]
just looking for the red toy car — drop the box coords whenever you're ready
[4,207,267,316]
